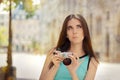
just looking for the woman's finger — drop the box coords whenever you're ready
[68,55,76,62]
[53,50,61,55]
[68,55,80,65]
[52,55,64,61]
[48,47,56,56]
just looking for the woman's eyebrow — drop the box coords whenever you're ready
[76,24,82,26]
[76,24,82,27]
[67,25,72,28]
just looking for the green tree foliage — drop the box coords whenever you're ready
[23,0,36,18]
[1,0,39,18]
[0,27,8,46]
[13,0,37,18]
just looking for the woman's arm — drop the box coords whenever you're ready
[66,55,81,80]
[39,48,63,80]
[85,57,99,80]
[44,65,60,80]
[39,48,55,80]
[70,72,79,80]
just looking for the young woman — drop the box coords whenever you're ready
[39,14,99,80]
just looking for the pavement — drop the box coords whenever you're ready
[0,53,120,80]
[95,62,120,80]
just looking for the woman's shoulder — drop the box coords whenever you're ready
[89,57,99,68]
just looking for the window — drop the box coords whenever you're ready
[89,13,93,36]
[106,11,110,20]
[96,17,102,35]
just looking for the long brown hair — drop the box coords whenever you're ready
[56,14,98,62]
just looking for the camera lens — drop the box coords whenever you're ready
[63,58,71,66]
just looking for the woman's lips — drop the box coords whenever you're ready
[73,36,78,38]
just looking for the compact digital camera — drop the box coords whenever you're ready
[53,51,72,66]
[61,52,72,66]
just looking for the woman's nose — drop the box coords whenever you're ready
[73,28,77,34]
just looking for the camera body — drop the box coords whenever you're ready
[60,52,72,58]
[60,52,72,66]
[53,49,73,66]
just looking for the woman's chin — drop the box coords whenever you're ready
[71,41,82,44]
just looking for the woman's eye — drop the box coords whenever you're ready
[77,25,82,28]
[67,26,72,30]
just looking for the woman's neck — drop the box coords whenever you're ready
[69,43,85,57]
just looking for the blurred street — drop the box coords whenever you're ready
[0,53,120,80]
[0,53,46,80]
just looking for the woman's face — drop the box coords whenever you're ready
[66,18,84,44]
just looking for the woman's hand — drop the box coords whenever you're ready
[65,54,83,80]
[66,54,83,74]
[51,51,64,67]
[40,49,64,80]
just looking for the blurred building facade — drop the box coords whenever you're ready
[0,0,120,61]
[39,0,120,61]
[86,0,120,62]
